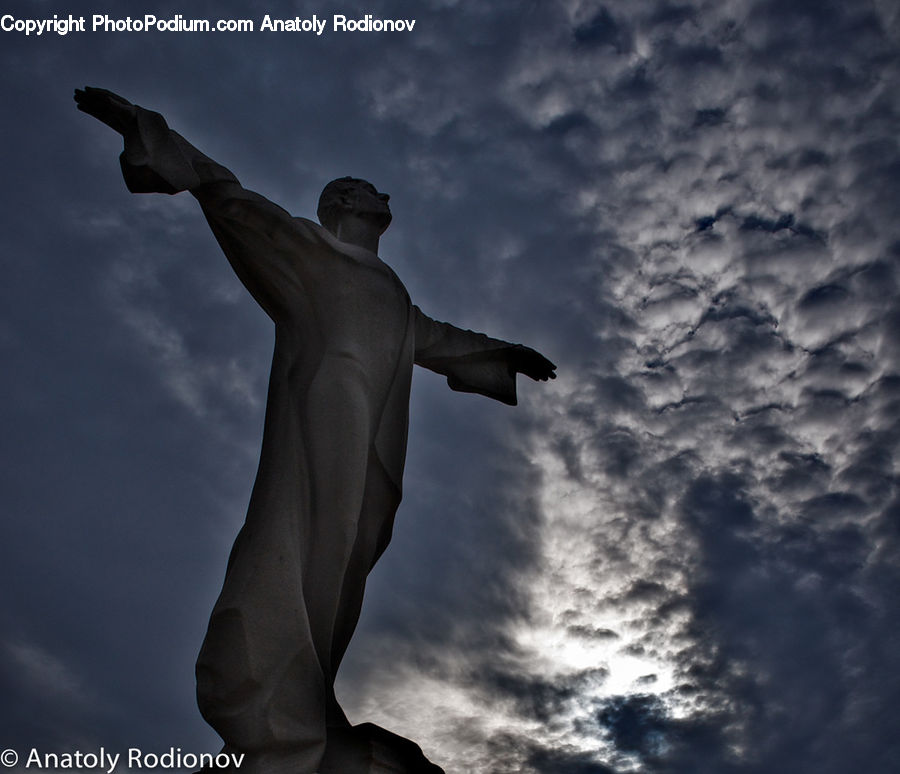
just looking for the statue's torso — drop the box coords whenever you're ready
[275,218,414,401]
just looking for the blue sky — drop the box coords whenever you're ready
[2,1,899,772]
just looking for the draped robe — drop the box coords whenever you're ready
[118,108,520,773]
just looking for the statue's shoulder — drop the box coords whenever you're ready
[291,215,327,234]
[289,216,342,249]
[204,187,325,242]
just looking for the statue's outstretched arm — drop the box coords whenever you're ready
[413,306,556,405]
[505,344,556,382]
[75,87,311,321]
[74,87,136,135]
[75,86,243,195]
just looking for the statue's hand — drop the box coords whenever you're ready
[74,86,137,135]
[509,345,557,382]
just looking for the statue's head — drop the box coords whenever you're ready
[317,177,392,237]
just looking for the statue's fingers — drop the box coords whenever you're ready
[84,85,130,106]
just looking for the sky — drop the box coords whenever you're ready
[1,1,899,772]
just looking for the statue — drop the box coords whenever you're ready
[75,87,556,774]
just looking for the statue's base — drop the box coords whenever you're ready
[319,723,444,773]
[197,723,443,774]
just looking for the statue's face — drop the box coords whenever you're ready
[347,180,392,232]
[318,177,393,237]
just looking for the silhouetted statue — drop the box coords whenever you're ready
[76,87,556,774]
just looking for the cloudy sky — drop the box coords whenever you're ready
[2,0,899,771]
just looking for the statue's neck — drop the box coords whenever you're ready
[335,216,381,255]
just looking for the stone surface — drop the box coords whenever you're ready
[319,724,445,773]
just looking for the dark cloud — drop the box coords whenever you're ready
[526,746,620,774]
[692,107,728,128]
[597,694,669,758]
[573,8,633,54]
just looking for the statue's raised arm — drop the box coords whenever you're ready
[75,85,242,196]
[74,87,137,135]
[74,86,312,320]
